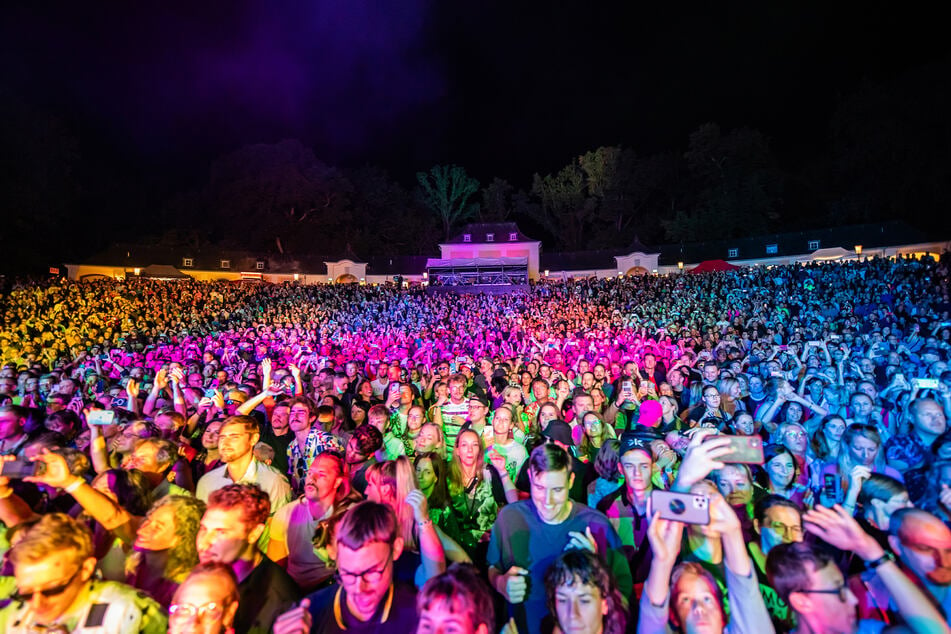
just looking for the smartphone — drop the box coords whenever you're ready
[822,473,838,501]
[640,380,651,389]
[0,460,46,478]
[716,435,764,464]
[204,388,218,398]
[86,409,116,426]
[914,378,939,389]
[650,490,710,525]
[622,380,633,394]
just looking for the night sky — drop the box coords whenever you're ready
[3,1,948,189]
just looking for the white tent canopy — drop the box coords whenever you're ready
[798,247,856,262]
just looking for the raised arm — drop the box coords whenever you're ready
[804,505,951,634]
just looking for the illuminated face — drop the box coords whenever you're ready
[492,409,513,437]
[406,407,425,432]
[336,542,396,622]
[415,458,436,492]
[539,405,560,429]
[553,577,608,634]
[216,423,257,464]
[196,507,257,565]
[766,453,795,489]
[847,435,878,467]
[895,516,951,586]
[289,404,313,433]
[716,465,752,506]
[733,415,754,436]
[529,468,573,524]
[672,572,724,634]
[449,381,466,402]
[758,505,803,554]
[168,575,238,634]
[305,455,343,502]
[823,417,846,443]
[415,425,441,455]
[455,431,481,468]
[620,450,652,495]
[782,425,808,455]
[13,551,93,626]
[135,504,180,551]
[793,563,858,633]
[911,401,947,436]
[418,598,486,634]
[533,381,549,400]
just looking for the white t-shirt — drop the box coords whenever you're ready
[269,497,334,590]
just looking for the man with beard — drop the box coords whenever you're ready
[268,453,350,592]
[195,415,291,521]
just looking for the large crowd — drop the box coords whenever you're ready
[0,253,949,634]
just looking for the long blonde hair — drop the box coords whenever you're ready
[366,456,419,551]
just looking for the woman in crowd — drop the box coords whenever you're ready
[415,422,447,460]
[818,423,902,508]
[587,439,623,509]
[414,451,451,522]
[756,444,810,506]
[717,377,745,417]
[810,414,847,466]
[577,411,616,464]
[443,429,509,561]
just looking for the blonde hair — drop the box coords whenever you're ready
[9,512,93,569]
[366,456,420,552]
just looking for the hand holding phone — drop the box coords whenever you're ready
[650,490,710,525]
[86,409,116,426]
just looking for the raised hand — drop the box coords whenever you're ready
[802,504,883,560]
[674,429,733,491]
[646,512,684,565]
[404,489,430,524]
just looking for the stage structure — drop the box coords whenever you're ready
[425,257,529,288]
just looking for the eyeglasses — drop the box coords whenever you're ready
[766,521,804,538]
[169,601,227,623]
[337,557,391,586]
[784,431,807,440]
[795,583,849,602]
[13,567,83,603]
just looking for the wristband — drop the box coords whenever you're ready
[864,551,895,570]
[417,519,433,528]
[64,478,84,494]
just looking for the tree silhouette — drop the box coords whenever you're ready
[416,165,480,240]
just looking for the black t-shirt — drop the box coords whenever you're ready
[235,555,302,634]
[259,427,293,476]
[306,581,419,634]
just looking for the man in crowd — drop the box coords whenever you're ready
[768,505,949,634]
[0,513,167,633]
[195,415,291,518]
[197,483,301,634]
[487,442,630,634]
[272,501,419,633]
[285,396,343,494]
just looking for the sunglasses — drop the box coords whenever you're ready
[13,567,83,603]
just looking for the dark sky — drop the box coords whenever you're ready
[2,1,949,189]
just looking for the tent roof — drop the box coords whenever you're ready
[688,259,742,274]
[138,264,193,279]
